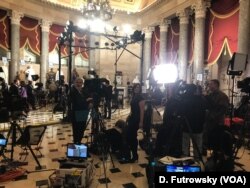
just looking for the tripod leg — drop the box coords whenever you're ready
[4,122,15,161]
[15,124,42,169]
[108,151,115,169]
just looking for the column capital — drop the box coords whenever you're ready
[143,26,155,38]
[239,0,248,3]
[176,9,190,25]
[192,0,211,19]
[41,19,52,32]
[159,19,171,32]
[10,10,23,25]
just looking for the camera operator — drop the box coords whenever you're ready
[103,80,112,119]
[154,81,184,157]
[204,79,229,152]
[70,77,93,144]
[181,84,207,159]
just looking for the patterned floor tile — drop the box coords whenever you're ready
[110,168,121,173]
[131,172,144,178]
[123,183,137,188]
[98,178,111,184]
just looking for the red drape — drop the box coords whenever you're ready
[151,25,160,66]
[207,0,239,64]
[49,24,68,56]
[74,32,88,59]
[0,10,10,50]
[20,17,40,55]
[167,17,179,64]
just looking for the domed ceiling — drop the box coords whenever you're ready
[40,0,157,13]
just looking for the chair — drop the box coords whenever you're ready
[16,125,47,157]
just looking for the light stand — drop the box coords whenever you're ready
[103,32,144,110]
[57,21,76,122]
[4,117,42,169]
[58,23,145,119]
[226,52,248,127]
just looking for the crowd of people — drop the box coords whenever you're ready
[0,66,236,170]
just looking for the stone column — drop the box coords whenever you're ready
[238,0,250,76]
[40,19,51,85]
[89,33,96,71]
[192,0,210,83]
[159,19,170,64]
[9,10,23,83]
[177,9,189,81]
[143,26,154,85]
[71,41,76,71]
[95,36,101,76]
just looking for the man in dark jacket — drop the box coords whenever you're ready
[182,84,207,159]
[103,80,113,119]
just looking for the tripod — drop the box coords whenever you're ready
[3,116,42,169]
[86,108,115,188]
[143,99,162,138]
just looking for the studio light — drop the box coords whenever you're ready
[153,64,178,84]
[81,0,113,21]
[130,30,145,42]
[113,26,118,33]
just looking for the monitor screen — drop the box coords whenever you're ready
[67,143,87,159]
[0,138,7,146]
[166,165,201,172]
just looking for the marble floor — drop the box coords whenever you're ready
[0,105,250,188]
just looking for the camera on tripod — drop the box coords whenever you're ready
[84,78,107,108]
[237,77,250,93]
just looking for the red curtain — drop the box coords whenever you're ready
[207,0,239,64]
[20,17,40,55]
[0,9,10,50]
[74,31,89,59]
[49,24,68,56]
[166,17,179,64]
[151,25,160,66]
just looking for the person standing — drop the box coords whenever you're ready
[72,68,79,83]
[103,80,113,119]
[25,66,35,81]
[182,84,207,159]
[126,83,145,162]
[70,77,93,144]
[205,79,229,151]
[56,68,64,82]
[26,80,36,110]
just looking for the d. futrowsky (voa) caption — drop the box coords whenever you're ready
[154,172,250,186]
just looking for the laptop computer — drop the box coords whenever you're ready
[66,143,88,160]
[166,164,201,172]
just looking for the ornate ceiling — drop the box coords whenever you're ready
[40,0,157,13]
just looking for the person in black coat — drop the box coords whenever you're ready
[71,77,93,144]
[126,83,145,162]
[103,80,113,119]
[182,84,207,159]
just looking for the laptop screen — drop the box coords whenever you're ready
[0,138,7,146]
[67,143,88,159]
[166,165,201,172]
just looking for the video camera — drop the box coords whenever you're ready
[173,80,197,98]
[237,77,250,93]
[84,78,108,106]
